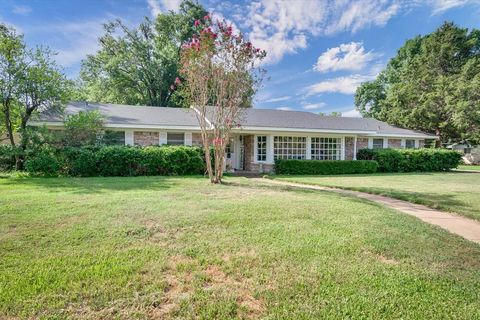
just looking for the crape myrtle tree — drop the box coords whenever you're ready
[355,22,480,146]
[0,24,69,169]
[180,15,266,184]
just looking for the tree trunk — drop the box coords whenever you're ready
[435,128,442,148]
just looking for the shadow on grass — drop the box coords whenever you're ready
[1,175,207,195]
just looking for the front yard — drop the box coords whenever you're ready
[275,172,480,221]
[1,175,480,319]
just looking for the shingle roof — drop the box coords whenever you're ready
[238,108,435,137]
[35,102,436,138]
[39,101,199,127]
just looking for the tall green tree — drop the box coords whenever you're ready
[355,22,480,145]
[0,24,70,168]
[79,0,207,107]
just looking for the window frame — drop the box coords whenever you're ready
[166,132,185,146]
[273,136,307,160]
[372,138,384,149]
[311,137,342,160]
[405,139,415,149]
[256,135,267,162]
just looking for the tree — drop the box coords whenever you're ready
[63,110,104,147]
[355,22,480,145]
[0,24,70,168]
[180,16,266,184]
[79,0,207,107]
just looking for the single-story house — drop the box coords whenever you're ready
[31,101,437,173]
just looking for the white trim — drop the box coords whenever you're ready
[383,138,388,149]
[401,139,406,148]
[254,135,267,163]
[29,121,437,139]
[159,132,167,145]
[341,137,346,160]
[125,130,134,146]
[184,132,192,146]
[353,135,357,160]
[415,139,419,148]
[306,136,312,160]
[266,135,274,164]
[368,138,373,149]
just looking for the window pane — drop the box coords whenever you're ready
[103,131,125,145]
[372,139,384,149]
[167,132,185,145]
[405,139,415,148]
[311,137,342,160]
[273,136,306,160]
[257,136,267,161]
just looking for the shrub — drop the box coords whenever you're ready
[63,145,205,177]
[356,148,462,172]
[0,145,20,171]
[24,149,61,176]
[274,159,378,175]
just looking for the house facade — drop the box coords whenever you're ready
[32,102,437,173]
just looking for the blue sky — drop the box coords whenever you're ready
[1,0,480,116]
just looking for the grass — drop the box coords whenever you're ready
[274,172,480,221]
[458,165,480,171]
[1,175,479,319]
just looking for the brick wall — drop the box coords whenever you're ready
[243,135,254,171]
[357,137,369,151]
[388,139,402,148]
[345,137,355,160]
[134,131,159,146]
[192,133,203,147]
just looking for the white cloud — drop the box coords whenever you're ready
[147,0,182,16]
[427,0,471,14]
[147,0,162,17]
[277,106,293,111]
[314,42,376,73]
[12,5,32,15]
[342,109,362,117]
[325,0,400,35]
[306,74,375,95]
[263,95,291,103]
[302,103,326,110]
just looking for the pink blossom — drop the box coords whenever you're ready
[204,14,210,20]
[194,20,200,26]
[170,84,175,91]
[174,77,181,85]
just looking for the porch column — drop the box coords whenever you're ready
[341,137,346,160]
[159,132,167,145]
[125,130,134,146]
[306,136,312,160]
[184,132,192,146]
[353,135,357,160]
[266,135,274,164]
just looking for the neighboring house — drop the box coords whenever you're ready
[31,102,436,173]
[447,142,480,165]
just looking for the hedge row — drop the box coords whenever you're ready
[274,159,378,175]
[23,145,205,176]
[356,148,462,172]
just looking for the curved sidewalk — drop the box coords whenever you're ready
[255,178,480,245]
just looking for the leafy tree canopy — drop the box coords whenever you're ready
[78,0,207,107]
[355,22,480,144]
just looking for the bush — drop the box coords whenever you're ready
[274,159,378,175]
[357,148,462,172]
[24,149,61,176]
[64,145,205,177]
[0,145,20,171]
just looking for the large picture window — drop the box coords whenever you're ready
[405,139,415,149]
[167,132,185,145]
[311,137,341,160]
[274,136,306,160]
[256,136,267,161]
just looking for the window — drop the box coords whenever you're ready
[372,138,384,149]
[225,142,232,159]
[256,136,267,161]
[167,132,185,145]
[405,139,415,149]
[311,137,341,160]
[274,136,306,160]
[103,131,125,145]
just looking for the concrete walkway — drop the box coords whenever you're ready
[255,178,480,245]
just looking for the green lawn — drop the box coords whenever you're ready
[1,175,480,319]
[274,172,480,221]
[458,165,480,171]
